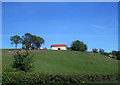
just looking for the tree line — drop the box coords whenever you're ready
[92,48,120,60]
[70,40,119,60]
[10,33,44,49]
[10,34,119,60]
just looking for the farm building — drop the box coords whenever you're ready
[51,44,67,50]
[43,47,48,50]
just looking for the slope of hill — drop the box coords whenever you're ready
[2,50,118,75]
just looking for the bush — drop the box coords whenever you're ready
[116,51,120,60]
[108,54,114,58]
[4,68,19,72]
[71,40,87,51]
[99,49,105,55]
[2,72,118,84]
[112,51,117,56]
[12,51,34,72]
[92,48,98,53]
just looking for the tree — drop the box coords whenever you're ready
[92,48,98,53]
[116,51,120,60]
[31,36,45,49]
[111,51,120,60]
[84,44,87,50]
[104,52,109,56]
[22,33,45,49]
[22,33,32,49]
[99,49,105,55]
[11,33,45,50]
[31,35,37,49]
[71,40,87,51]
[10,35,22,49]
[112,51,117,56]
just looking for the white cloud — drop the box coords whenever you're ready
[91,24,106,29]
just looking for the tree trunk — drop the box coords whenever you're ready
[15,44,17,49]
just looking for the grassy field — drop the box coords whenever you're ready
[2,49,119,83]
[2,49,118,75]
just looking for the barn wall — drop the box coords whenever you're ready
[51,47,67,50]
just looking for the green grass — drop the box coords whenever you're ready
[2,50,118,75]
[2,49,119,83]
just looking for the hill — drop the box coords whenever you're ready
[2,50,118,75]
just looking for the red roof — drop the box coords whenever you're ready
[43,47,47,50]
[51,44,67,47]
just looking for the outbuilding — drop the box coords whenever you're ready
[51,44,67,50]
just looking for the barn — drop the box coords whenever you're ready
[51,44,67,50]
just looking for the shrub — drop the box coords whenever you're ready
[12,51,34,72]
[99,49,105,55]
[2,72,118,84]
[92,48,98,53]
[116,51,120,60]
[67,47,71,50]
[71,40,87,51]
[104,52,109,56]
[108,54,114,58]
[4,68,19,72]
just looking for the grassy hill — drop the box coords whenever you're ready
[2,49,119,83]
[2,50,118,75]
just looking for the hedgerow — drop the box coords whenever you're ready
[2,72,119,84]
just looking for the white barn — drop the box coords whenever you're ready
[51,44,67,50]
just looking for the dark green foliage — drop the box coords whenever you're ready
[104,52,110,56]
[31,45,36,50]
[22,33,33,49]
[104,51,120,60]
[12,51,34,72]
[22,33,45,50]
[2,72,118,84]
[84,44,87,50]
[4,68,19,72]
[112,51,117,56]
[10,35,23,49]
[116,51,120,60]
[107,51,120,60]
[31,35,45,49]
[99,49,105,55]
[71,40,87,51]
[92,48,98,53]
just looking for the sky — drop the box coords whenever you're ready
[2,2,118,52]
[1,0,120,2]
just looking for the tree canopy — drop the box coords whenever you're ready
[31,35,45,49]
[99,49,105,54]
[22,33,33,49]
[10,35,23,49]
[71,40,87,51]
[10,33,45,50]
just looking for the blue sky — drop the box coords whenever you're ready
[2,2,118,52]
